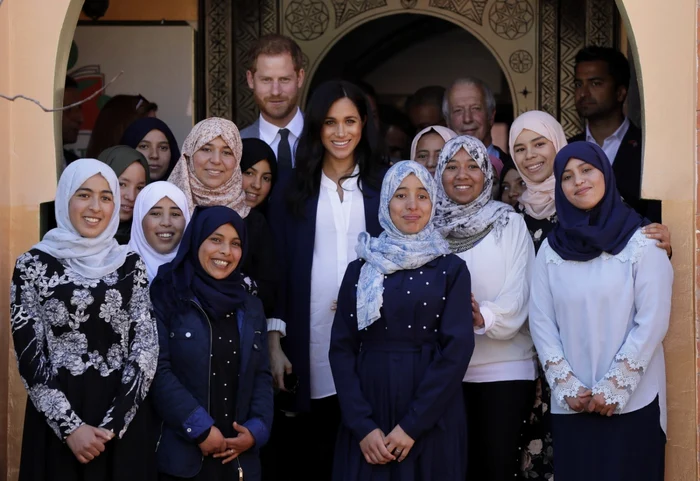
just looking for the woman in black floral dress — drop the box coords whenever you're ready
[508,111,568,479]
[10,159,159,481]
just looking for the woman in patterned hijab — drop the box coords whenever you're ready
[329,160,474,479]
[434,135,537,481]
[433,135,513,253]
[168,117,250,217]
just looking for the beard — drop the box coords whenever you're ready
[256,91,299,121]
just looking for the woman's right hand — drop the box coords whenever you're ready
[359,428,395,465]
[199,426,226,456]
[269,332,292,391]
[565,386,592,412]
[66,424,112,464]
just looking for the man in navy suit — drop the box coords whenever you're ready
[240,34,305,170]
[569,46,662,223]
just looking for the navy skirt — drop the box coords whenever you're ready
[552,396,665,481]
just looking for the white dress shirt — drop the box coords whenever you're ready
[309,166,366,399]
[456,212,537,382]
[258,108,304,167]
[585,117,630,164]
[529,230,672,432]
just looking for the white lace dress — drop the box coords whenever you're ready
[529,229,672,429]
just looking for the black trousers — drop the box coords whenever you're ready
[261,395,340,481]
[463,380,536,481]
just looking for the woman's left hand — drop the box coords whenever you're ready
[384,425,415,463]
[643,223,672,258]
[213,422,255,464]
[586,393,617,417]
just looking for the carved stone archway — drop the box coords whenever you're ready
[201,0,616,139]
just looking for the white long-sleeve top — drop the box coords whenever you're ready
[456,212,537,382]
[529,230,672,432]
[309,167,365,399]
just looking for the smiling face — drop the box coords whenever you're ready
[192,136,237,190]
[561,157,606,210]
[118,162,147,222]
[389,173,432,235]
[441,148,485,205]
[446,83,494,146]
[68,174,115,238]
[242,159,273,208]
[512,128,557,183]
[142,196,186,254]
[414,132,445,176]
[198,223,243,280]
[136,129,171,181]
[246,53,304,127]
[321,97,363,164]
[500,169,527,207]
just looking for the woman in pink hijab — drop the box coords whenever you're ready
[508,110,566,252]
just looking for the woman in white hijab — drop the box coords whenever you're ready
[10,159,159,481]
[129,181,191,282]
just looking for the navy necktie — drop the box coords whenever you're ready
[277,128,292,169]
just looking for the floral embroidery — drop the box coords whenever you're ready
[11,250,158,440]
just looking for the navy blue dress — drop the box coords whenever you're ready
[330,254,475,481]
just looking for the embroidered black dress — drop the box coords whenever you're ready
[10,250,159,481]
[518,209,557,479]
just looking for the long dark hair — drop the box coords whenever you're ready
[287,80,383,216]
[86,94,158,158]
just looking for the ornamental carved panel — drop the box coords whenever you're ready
[199,0,616,130]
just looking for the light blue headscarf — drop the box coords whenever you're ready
[355,161,451,330]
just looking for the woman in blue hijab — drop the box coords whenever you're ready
[150,206,273,481]
[329,161,474,480]
[529,142,672,481]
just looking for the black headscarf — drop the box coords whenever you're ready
[241,138,278,214]
[548,141,649,262]
[120,117,181,180]
[159,205,249,318]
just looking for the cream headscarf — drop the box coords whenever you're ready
[168,117,250,218]
[409,125,458,160]
[34,158,130,279]
[508,110,567,220]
